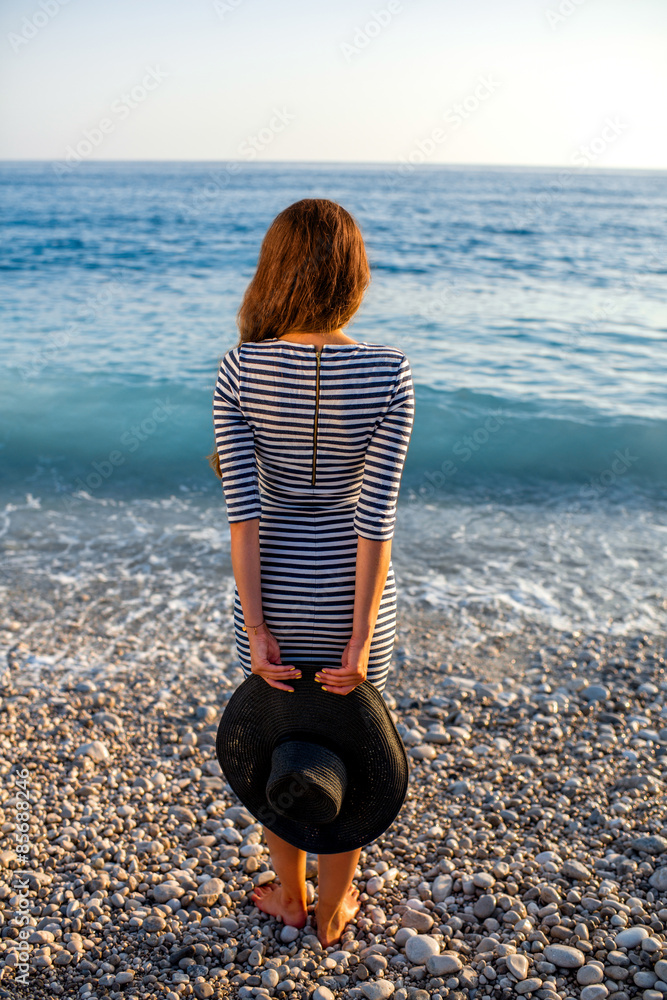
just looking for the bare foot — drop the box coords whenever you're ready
[315,886,360,948]
[249,883,307,927]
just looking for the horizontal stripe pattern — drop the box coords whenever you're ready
[213,339,415,693]
[213,339,415,537]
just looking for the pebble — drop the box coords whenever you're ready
[561,860,592,881]
[366,875,385,895]
[472,871,495,888]
[543,945,586,968]
[649,868,667,891]
[404,934,440,964]
[360,982,395,999]
[506,954,530,980]
[395,927,417,947]
[432,874,453,901]
[473,893,497,919]
[578,965,605,985]
[409,744,437,760]
[74,739,110,762]
[312,989,335,1000]
[401,908,434,931]
[614,927,649,948]
[634,971,658,987]
[515,977,543,994]
[582,684,609,702]
[153,881,184,903]
[631,836,667,855]
[580,987,609,1000]
[4,617,666,1000]
[195,877,225,905]
[426,953,463,975]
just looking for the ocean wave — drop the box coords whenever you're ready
[1,375,665,503]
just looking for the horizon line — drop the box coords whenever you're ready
[0,158,665,174]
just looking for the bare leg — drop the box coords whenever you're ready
[249,827,308,927]
[315,848,362,947]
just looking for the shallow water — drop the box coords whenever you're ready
[2,162,666,640]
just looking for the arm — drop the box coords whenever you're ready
[317,355,414,695]
[214,349,299,692]
[229,519,300,692]
[316,536,392,696]
[229,518,263,629]
[352,536,393,642]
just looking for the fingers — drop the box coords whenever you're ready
[253,662,300,679]
[316,665,361,682]
[321,683,359,696]
[315,667,365,694]
[263,677,298,693]
[251,662,301,693]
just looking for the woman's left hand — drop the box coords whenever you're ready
[248,624,301,692]
[315,634,370,695]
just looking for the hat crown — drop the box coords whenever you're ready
[266,740,347,825]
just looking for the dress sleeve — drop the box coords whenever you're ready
[212,346,262,523]
[353,353,415,541]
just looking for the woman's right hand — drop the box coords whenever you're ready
[316,634,370,695]
[248,625,301,692]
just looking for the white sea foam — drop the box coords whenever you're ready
[2,493,664,658]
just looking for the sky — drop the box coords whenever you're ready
[1,0,666,168]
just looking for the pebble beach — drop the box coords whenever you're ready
[1,588,666,1000]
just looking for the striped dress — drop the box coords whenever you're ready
[213,337,415,693]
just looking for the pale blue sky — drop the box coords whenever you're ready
[1,0,665,167]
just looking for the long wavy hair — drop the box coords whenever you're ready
[207,199,371,479]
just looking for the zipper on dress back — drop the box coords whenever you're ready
[311,346,322,486]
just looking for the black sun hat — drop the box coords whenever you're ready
[215,664,409,854]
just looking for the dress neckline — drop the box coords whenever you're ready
[258,338,369,349]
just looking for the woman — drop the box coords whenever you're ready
[209,198,415,947]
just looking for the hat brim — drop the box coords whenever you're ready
[215,666,409,854]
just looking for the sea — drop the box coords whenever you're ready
[1,161,666,648]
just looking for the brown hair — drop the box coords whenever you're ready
[207,199,371,479]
